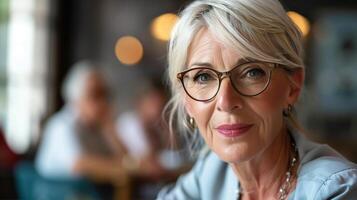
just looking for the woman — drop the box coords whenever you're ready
[157,0,357,199]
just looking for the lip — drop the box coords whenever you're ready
[216,123,253,138]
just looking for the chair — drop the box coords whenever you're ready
[15,161,101,200]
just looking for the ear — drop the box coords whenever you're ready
[287,68,304,105]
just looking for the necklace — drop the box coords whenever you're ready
[278,140,298,200]
[236,140,298,200]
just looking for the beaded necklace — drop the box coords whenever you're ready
[236,139,298,200]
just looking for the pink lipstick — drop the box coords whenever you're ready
[216,124,253,137]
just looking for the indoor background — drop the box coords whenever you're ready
[0,0,356,199]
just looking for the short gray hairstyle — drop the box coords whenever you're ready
[165,0,305,153]
[62,60,99,104]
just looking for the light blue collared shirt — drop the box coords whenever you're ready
[157,132,357,199]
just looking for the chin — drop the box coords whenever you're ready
[213,143,252,163]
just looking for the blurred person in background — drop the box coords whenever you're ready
[116,81,168,178]
[157,0,357,199]
[35,61,127,195]
[117,80,191,198]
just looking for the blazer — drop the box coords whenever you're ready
[157,131,357,199]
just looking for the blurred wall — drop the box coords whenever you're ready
[52,0,189,113]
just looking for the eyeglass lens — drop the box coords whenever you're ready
[181,62,272,101]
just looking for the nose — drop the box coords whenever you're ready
[216,78,243,112]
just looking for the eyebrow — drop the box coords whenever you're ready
[188,57,256,69]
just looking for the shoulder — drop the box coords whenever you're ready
[45,106,76,129]
[40,107,78,145]
[295,157,357,199]
[187,148,230,184]
[116,112,141,131]
[157,149,234,200]
[293,133,357,199]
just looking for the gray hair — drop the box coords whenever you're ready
[165,0,305,154]
[62,60,99,104]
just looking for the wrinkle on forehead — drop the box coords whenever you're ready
[187,28,215,64]
[187,28,248,71]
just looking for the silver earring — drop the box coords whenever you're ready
[283,104,293,117]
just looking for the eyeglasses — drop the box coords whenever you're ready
[177,62,279,102]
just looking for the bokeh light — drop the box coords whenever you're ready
[287,11,311,37]
[115,36,143,65]
[151,13,178,41]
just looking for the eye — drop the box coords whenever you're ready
[246,67,266,78]
[192,69,217,84]
[237,63,268,81]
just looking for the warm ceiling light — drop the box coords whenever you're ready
[115,36,143,65]
[151,13,178,41]
[287,11,311,37]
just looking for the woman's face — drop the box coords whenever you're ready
[183,29,303,163]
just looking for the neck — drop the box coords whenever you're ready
[231,129,292,199]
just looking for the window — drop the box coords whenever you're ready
[0,0,8,130]
[4,0,50,153]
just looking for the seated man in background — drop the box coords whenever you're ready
[35,60,127,183]
[117,81,191,199]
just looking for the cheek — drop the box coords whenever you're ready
[250,78,289,134]
[266,77,290,113]
[184,96,215,140]
[255,73,289,112]
[253,93,284,117]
